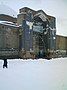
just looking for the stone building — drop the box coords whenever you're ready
[0,4,21,59]
[0,5,66,59]
[17,7,56,58]
[56,35,67,57]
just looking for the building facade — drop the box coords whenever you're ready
[0,6,67,59]
[17,7,56,58]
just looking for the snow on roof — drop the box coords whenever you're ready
[0,20,19,27]
[0,4,17,17]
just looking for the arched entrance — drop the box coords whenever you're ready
[33,12,50,58]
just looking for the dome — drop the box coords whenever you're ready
[0,4,17,17]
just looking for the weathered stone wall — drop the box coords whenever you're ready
[0,24,19,58]
[17,14,26,25]
[0,14,17,23]
[56,35,67,50]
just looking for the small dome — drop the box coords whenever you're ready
[0,4,17,17]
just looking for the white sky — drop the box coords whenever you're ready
[0,0,67,36]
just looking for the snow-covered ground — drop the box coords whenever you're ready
[0,58,67,90]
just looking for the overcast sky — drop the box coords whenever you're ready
[0,0,67,36]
